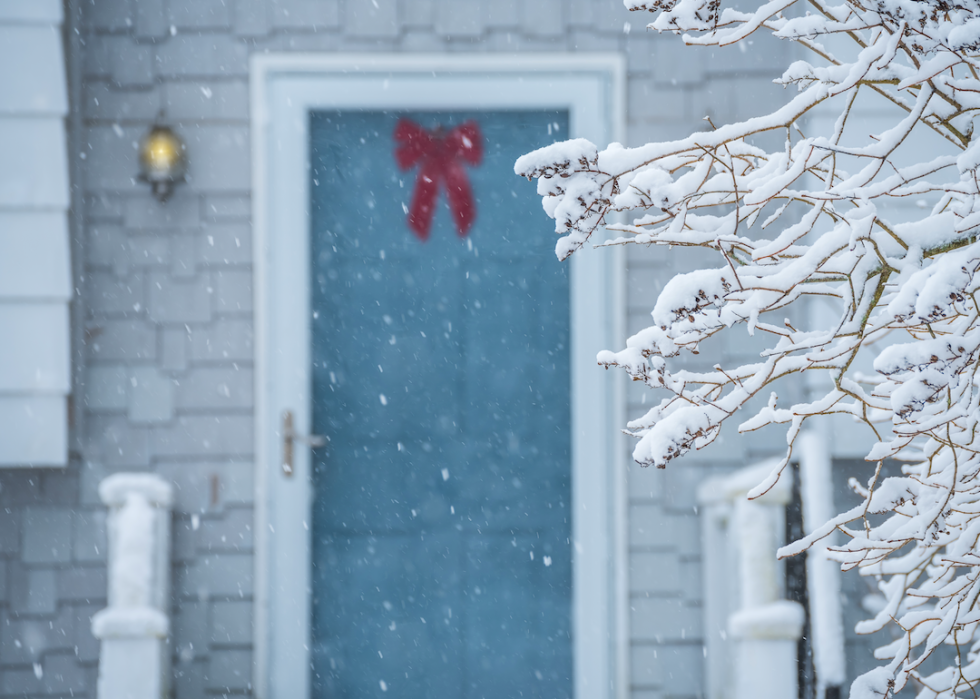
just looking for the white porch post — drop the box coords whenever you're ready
[91,473,174,699]
[728,495,804,699]
[699,461,805,699]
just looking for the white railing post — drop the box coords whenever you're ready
[699,461,805,699]
[91,474,174,699]
[798,430,846,696]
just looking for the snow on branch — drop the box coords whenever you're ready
[518,1,980,697]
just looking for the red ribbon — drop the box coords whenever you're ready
[394,119,483,241]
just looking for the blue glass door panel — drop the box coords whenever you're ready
[309,110,571,699]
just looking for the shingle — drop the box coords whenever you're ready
[649,33,705,85]
[167,0,232,30]
[9,565,58,615]
[567,0,593,27]
[86,271,144,317]
[630,504,698,551]
[173,600,209,659]
[202,194,250,221]
[85,195,126,222]
[72,603,102,662]
[630,552,681,594]
[175,367,253,410]
[147,271,212,324]
[83,36,154,87]
[210,599,252,645]
[631,598,703,644]
[402,0,435,28]
[86,223,129,274]
[154,460,254,514]
[201,222,251,265]
[171,235,201,278]
[162,326,189,371]
[80,124,144,193]
[0,613,65,663]
[57,565,107,603]
[181,125,251,191]
[85,414,151,467]
[233,0,269,36]
[72,509,108,563]
[21,508,72,564]
[172,514,197,562]
[1,652,88,695]
[174,553,253,598]
[128,366,176,424]
[163,80,249,122]
[40,473,78,505]
[187,319,253,362]
[196,507,253,553]
[173,659,207,697]
[83,0,132,33]
[272,0,340,29]
[345,0,398,37]
[435,0,481,36]
[207,648,252,691]
[631,643,704,693]
[521,0,563,37]
[212,268,253,314]
[628,81,689,124]
[84,319,157,362]
[152,415,253,458]
[124,191,201,230]
[154,34,249,78]
[135,0,167,38]
[0,508,21,554]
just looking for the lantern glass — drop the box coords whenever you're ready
[138,125,186,201]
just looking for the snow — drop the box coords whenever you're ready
[849,667,895,699]
[112,492,156,608]
[91,607,169,639]
[728,601,805,640]
[92,474,172,628]
[517,0,980,693]
[513,138,598,179]
[650,267,733,327]
[91,472,173,695]
[99,472,173,508]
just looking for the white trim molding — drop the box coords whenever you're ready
[251,53,627,699]
[0,4,71,467]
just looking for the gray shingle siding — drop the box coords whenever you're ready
[0,1,787,697]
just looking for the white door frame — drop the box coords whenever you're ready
[250,53,628,699]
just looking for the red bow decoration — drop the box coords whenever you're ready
[394,119,483,241]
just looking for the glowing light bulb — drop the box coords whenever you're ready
[138,125,186,202]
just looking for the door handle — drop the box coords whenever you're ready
[281,409,327,477]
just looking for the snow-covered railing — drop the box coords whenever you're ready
[699,460,804,699]
[91,473,173,699]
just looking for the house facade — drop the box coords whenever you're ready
[0,1,876,698]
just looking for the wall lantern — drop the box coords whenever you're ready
[138,124,186,202]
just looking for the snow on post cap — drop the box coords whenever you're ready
[99,473,173,508]
[91,607,169,639]
[728,600,804,640]
[514,138,598,179]
[697,457,793,506]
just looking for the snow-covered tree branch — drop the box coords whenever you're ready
[517,1,980,697]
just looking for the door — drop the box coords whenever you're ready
[308,110,572,698]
